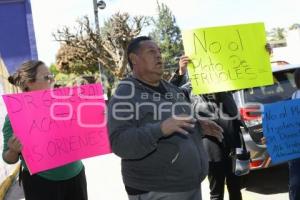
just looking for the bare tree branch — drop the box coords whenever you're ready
[53,13,150,79]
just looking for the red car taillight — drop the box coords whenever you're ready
[250,159,264,168]
[240,106,262,121]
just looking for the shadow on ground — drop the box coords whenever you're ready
[242,164,289,194]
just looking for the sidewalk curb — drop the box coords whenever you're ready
[0,164,20,200]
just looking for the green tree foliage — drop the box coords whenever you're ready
[49,64,59,76]
[150,1,183,75]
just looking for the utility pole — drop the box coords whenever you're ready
[93,0,106,91]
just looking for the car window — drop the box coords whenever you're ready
[244,69,297,104]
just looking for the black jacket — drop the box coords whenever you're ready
[170,74,242,161]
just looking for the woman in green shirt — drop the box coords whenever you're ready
[2,60,87,200]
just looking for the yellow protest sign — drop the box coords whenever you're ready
[182,22,273,94]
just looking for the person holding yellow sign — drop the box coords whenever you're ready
[171,57,243,200]
[172,44,272,200]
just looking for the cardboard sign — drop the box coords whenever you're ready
[3,83,111,174]
[263,99,300,163]
[182,22,273,94]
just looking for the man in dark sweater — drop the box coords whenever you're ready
[108,36,223,200]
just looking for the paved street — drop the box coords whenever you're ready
[241,164,289,200]
[5,154,289,200]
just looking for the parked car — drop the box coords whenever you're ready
[233,63,300,169]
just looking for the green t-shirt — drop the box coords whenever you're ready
[2,116,83,181]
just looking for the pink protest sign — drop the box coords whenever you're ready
[2,83,111,174]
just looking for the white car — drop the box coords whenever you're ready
[233,63,300,169]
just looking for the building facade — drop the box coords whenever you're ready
[0,0,38,193]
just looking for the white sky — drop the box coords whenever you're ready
[30,0,299,65]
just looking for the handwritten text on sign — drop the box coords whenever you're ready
[263,99,300,164]
[2,84,111,174]
[182,22,273,94]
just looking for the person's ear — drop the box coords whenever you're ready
[129,53,138,66]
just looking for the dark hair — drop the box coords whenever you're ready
[8,60,44,91]
[294,68,300,89]
[127,36,152,69]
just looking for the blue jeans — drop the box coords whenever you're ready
[289,158,300,200]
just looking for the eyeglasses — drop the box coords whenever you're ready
[36,74,54,82]
[44,74,54,81]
